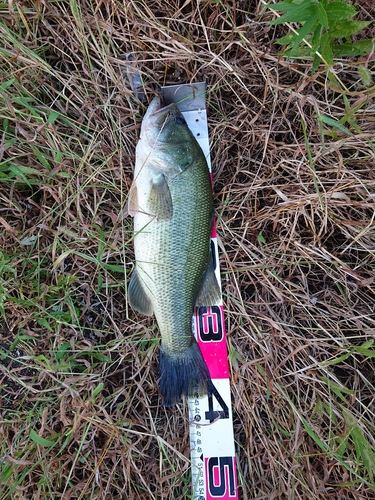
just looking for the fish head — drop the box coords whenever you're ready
[139,96,198,174]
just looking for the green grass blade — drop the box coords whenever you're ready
[319,114,352,135]
[287,15,318,54]
[351,425,375,484]
[315,2,328,28]
[30,428,58,448]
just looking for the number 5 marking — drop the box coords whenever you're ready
[206,456,236,497]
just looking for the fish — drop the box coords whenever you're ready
[127,96,221,406]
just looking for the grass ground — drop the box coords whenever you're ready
[1,1,375,499]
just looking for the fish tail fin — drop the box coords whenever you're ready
[159,341,211,407]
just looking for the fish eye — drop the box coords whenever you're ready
[175,116,185,125]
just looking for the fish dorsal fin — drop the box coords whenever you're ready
[148,173,173,221]
[128,267,153,316]
[195,253,221,307]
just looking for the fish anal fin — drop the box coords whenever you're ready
[148,174,173,221]
[128,267,153,316]
[195,255,221,307]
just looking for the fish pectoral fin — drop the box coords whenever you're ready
[128,267,153,316]
[124,182,138,217]
[195,254,221,307]
[148,174,173,220]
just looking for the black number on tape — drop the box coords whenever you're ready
[207,456,236,497]
[198,306,223,342]
[205,381,229,422]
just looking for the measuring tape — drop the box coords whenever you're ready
[161,83,238,500]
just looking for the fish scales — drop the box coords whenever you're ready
[135,156,212,350]
[128,96,220,406]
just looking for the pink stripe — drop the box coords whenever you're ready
[195,305,229,379]
[211,219,217,238]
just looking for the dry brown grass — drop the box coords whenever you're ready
[1,0,375,498]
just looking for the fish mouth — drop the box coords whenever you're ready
[143,96,162,119]
[141,97,184,146]
[149,101,177,126]
[142,97,177,128]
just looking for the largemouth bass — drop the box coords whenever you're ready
[127,96,220,406]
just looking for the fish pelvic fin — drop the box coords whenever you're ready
[159,340,211,407]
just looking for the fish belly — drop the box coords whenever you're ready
[133,160,212,353]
